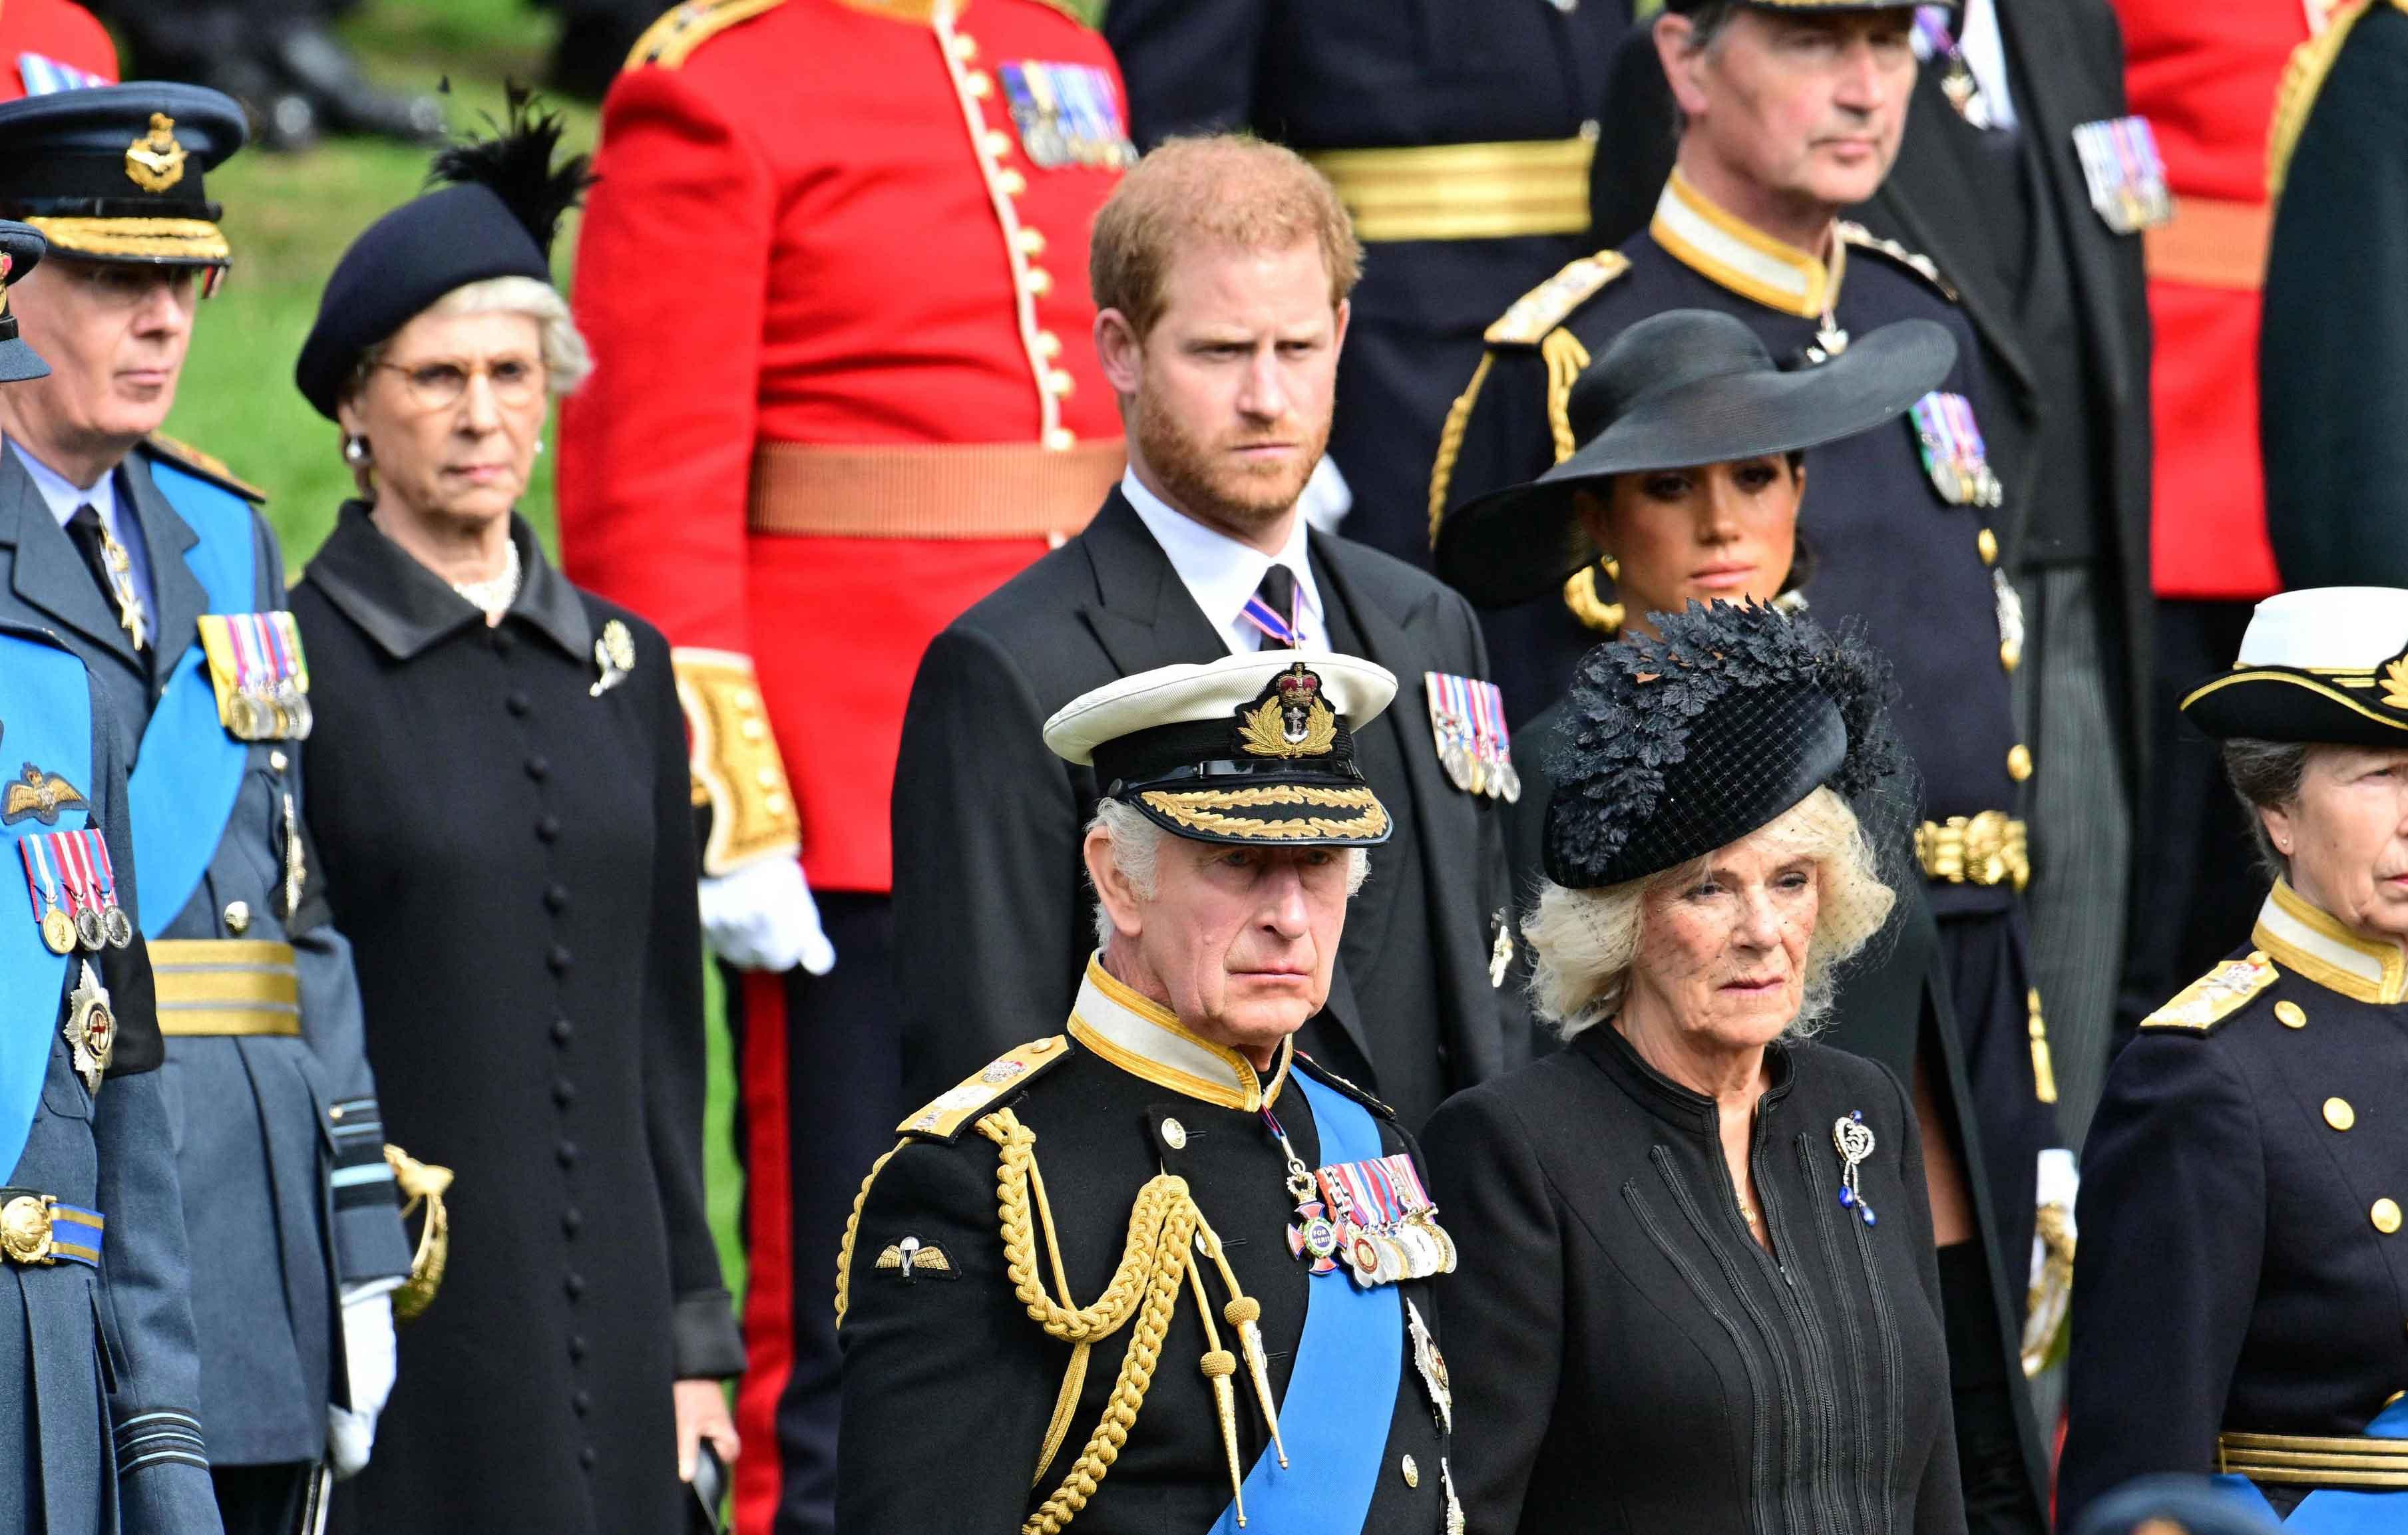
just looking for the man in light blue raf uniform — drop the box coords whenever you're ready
[0,218,222,1534]
[0,84,413,1534]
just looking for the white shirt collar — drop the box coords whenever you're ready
[12,440,120,531]
[1119,470,1324,656]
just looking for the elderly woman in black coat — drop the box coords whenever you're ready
[1423,601,1965,1534]
[284,100,743,1532]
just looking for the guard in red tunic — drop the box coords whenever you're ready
[554,4,1129,1531]
[0,0,116,98]
[2110,0,2313,1037]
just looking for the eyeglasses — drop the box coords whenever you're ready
[377,355,547,411]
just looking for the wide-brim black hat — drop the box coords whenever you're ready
[0,83,246,269]
[0,222,50,383]
[1045,652,1399,848]
[1437,311,1955,608]
[1545,601,1900,888]
[2182,587,2408,746]
[296,88,590,419]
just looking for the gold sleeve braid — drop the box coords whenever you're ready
[672,647,803,876]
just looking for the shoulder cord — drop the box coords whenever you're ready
[1426,351,1496,546]
[979,1109,1273,1533]
[1540,327,1592,464]
[833,1139,908,1329]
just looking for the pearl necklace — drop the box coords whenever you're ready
[449,537,522,619]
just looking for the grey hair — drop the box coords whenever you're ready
[1086,797,1371,949]
[2221,737,2310,883]
[1522,786,1894,1041]
[343,275,593,407]
[1661,0,1746,136]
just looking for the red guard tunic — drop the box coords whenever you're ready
[2114,0,2317,599]
[558,0,1128,896]
[0,0,116,98]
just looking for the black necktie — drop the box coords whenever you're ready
[1253,564,1300,649]
[64,503,146,651]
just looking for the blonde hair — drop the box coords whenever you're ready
[1523,786,1894,1039]
[1086,798,1370,949]
[1088,134,1363,340]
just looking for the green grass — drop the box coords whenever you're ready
[152,1,745,1297]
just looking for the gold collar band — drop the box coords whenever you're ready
[1649,168,1842,318]
[2252,879,2408,1004]
[1067,954,1292,1112]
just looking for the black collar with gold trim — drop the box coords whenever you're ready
[2253,879,2408,1005]
[1066,955,1293,1112]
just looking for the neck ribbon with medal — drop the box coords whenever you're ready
[1241,574,1303,651]
[16,828,124,1092]
[1914,5,1997,129]
[1258,1101,1458,1435]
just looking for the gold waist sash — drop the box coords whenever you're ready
[2219,1429,2408,1488]
[1306,136,1596,243]
[746,438,1123,541]
[149,939,301,1037]
[1915,812,2031,890]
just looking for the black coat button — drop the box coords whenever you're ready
[556,1139,580,1168]
[506,692,530,717]
[536,814,561,842]
[544,883,570,914]
[550,1017,574,1045]
[489,627,515,653]
[552,1077,576,1107]
[568,1333,588,1363]
[578,1446,596,1470]
[572,1391,592,1417]
[526,755,551,781]
[564,1272,586,1300]
[562,1206,584,1237]
[548,945,572,974]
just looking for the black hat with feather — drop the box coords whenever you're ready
[297,86,592,419]
[1545,601,1904,889]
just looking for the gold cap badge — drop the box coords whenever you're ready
[1236,663,1338,759]
[124,114,188,194]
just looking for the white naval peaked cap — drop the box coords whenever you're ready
[2235,588,2408,669]
[1042,650,1398,767]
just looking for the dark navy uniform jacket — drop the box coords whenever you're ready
[2061,879,2408,1528]
[0,438,410,1469]
[1104,0,1633,568]
[838,957,1453,1534]
[0,617,218,1534]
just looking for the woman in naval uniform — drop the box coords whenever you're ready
[2059,587,2408,1530]
[284,98,742,1534]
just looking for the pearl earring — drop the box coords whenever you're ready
[343,434,369,466]
[534,438,545,457]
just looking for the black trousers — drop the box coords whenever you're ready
[213,1461,313,1535]
[729,894,904,1535]
[2115,599,2266,1058]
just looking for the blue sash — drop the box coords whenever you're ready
[0,634,91,1177]
[2216,1398,2408,1532]
[1211,1072,1404,1534]
[126,459,255,940]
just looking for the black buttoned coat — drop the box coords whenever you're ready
[291,504,743,1534]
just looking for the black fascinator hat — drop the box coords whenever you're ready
[296,85,594,419]
[1545,601,1902,889]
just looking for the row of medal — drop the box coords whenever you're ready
[1424,672,1519,802]
[17,827,132,954]
[198,611,314,742]
[996,61,1137,172]
[1286,1147,1458,1289]
[2069,116,2174,236]
[1908,391,2005,510]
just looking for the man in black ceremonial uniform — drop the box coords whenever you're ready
[841,650,1457,1534]
[1104,0,1632,568]
[1430,3,2055,1528]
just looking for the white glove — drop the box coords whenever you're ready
[700,856,836,975]
[1296,454,1352,534]
[2021,1148,2080,1376]
[327,1283,398,1478]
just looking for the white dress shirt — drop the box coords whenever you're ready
[1119,470,1325,656]
[11,440,158,623]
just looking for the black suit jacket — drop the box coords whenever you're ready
[1594,3,2154,794]
[891,490,1529,1115]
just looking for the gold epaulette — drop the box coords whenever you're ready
[1837,222,1960,303]
[671,647,801,875]
[2140,952,2278,1032]
[1483,252,1630,347]
[2268,0,2407,198]
[897,1035,1070,1141]
[142,432,266,503]
[624,0,786,69]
